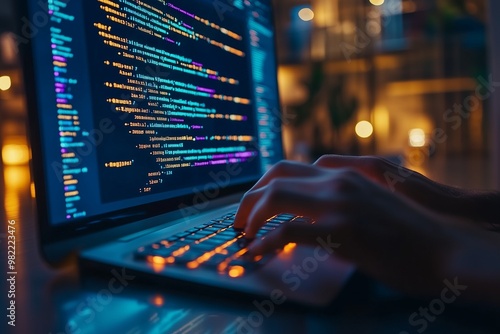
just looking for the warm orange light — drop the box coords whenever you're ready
[409,128,426,148]
[4,166,30,191]
[228,266,245,278]
[0,75,11,91]
[187,261,199,270]
[2,144,30,165]
[374,107,390,138]
[148,256,166,273]
[218,262,228,273]
[151,295,165,307]
[283,243,297,253]
[355,121,374,139]
[298,8,315,22]
[172,245,190,257]
[30,182,36,198]
[4,189,19,219]
[151,256,166,265]
[234,248,248,258]
[4,166,30,219]
[370,0,385,6]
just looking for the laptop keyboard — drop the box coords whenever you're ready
[135,212,312,277]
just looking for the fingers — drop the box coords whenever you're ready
[233,186,267,231]
[234,161,323,230]
[314,155,415,186]
[314,155,366,168]
[248,160,321,192]
[314,155,384,177]
[243,178,329,238]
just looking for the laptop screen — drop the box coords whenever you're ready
[25,0,283,232]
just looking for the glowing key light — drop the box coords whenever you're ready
[369,0,385,6]
[298,8,315,22]
[355,121,374,139]
[228,265,245,278]
[409,128,426,148]
[0,75,12,91]
[283,243,297,254]
[150,295,165,307]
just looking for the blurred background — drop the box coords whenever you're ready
[0,0,497,214]
[274,0,493,189]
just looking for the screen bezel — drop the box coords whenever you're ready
[16,0,284,262]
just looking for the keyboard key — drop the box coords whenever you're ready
[171,240,191,249]
[275,214,293,219]
[176,232,191,239]
[175,250,206,263]
[198,237,228,247]
[227,258,257,268]
[225,243,246,256]
[204,254,228,267]
[193,230,215,237]
[191,242,217,251]
[204,226,223,233]
[183,234,202,241]
[214,230,240,240]
[153,248,176,257]
[211,222,230,228]
[136,247,173,259]
[292,217,313,224]
[136,211,310,276]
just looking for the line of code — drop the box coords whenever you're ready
[86,0,261,202]
[48,0,89,220]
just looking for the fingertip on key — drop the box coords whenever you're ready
[233,226,244,232]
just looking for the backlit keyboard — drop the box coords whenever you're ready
[135,212,312,277]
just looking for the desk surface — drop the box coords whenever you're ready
[1,165,499,334]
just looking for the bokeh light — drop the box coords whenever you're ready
[355,121,374,139]
[0,75,12,91]
[409,128,426,148]
[298,8,315,22]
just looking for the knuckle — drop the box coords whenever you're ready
[267,178,280,189]
[314,155,331,165]
[330,170,360,192]
[266,180,287,201]
[241,191,250,202]
[273,160,306,174]
[362,156,386,173]
[240,189,255,203]
[273,160,292,171]
[339,168,361,180]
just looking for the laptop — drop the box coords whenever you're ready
[19,0,354,307]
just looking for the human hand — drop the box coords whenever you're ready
[314,155,498,226]
[233,160,500,302]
